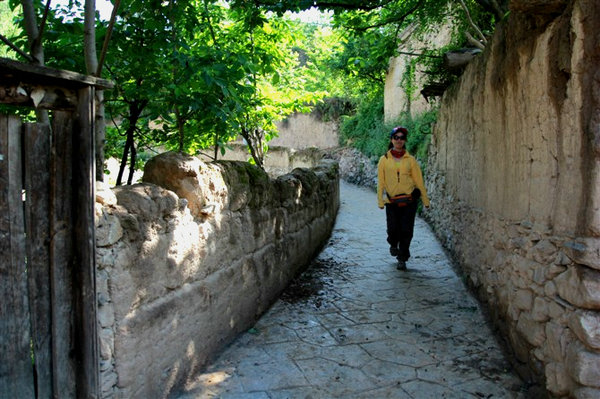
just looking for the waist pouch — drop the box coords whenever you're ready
[388,194,413,207]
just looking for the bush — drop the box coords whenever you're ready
[339,93,388,160]
[339,90,438,170]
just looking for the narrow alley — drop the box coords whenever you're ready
[175,180,528,398]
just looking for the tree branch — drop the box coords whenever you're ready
[346,1,422,32]
[398,51,442,59]
[253,0,399,12]
[458,0,487,45]
[0,33,34,62]
[203,0,220,47]
[97,0,121,76]
[36,0,52,48]
[464,31,485,50]
[313,0,397,11]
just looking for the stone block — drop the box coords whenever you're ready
[99,327,114,360]
[574,387,600,399]
[513,257,535,281]
[555,265,600,309]
[564,237,600,271]
[566,340,600,387]
[544,281,557,297]
[545,362,571,396]
[532,297,549,322]
[569,311,600,350]
[548,300,565,319]
[507,300,521,322]
[98,302,115,328]
[142,151,207,216]
[99,359,111,372]
[100,370,117,397]
[556,251,572,266]
[509,236,529,251]
[96,180,117,206]
[509,327,531,363]
[516,313,546,346]
[532,264,547,285]
[97,269,109,304]
[548,264,568,279]
[528,239,557,264]
[96,210,123,247]
[514,289,534,310]
[114,183,180,220]
[545,322,566,361]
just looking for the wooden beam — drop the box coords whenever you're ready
[0,83,79,110]
[443,48,482,69]
[0,57,113,90]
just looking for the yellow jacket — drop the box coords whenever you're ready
[377,150,430,208]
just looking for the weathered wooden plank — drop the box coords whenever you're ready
[23,122,53,399]
[0,84,79,110]
[50,111,77,399]
[0,57,113,90]
[73,87,100,398]
[0,114,35,398]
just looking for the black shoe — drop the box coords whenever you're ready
[397,260,407,270]
[389,246,399,257]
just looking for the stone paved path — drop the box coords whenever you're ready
[176,181,527,398]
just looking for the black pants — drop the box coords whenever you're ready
[385,201,418,261]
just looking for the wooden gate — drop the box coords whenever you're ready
[0,58,112,398]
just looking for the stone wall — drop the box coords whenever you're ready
[424,1,600,397]
[94,152,340,398]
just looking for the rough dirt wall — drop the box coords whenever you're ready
[425,1,600,397]
[94,152,339,398]
[384,22,453,121]
[200,143,326,178]
[271,112,339,149]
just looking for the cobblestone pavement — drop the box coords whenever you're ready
[176,181,527,398]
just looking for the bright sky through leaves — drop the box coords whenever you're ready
[91,0,330,23]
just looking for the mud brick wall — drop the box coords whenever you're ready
[94,152,339,398]
[424,1,600,397]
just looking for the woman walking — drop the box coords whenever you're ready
[377,126,430,270]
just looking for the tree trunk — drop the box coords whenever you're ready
[116,101,145,185]
[20,0,44,65]
[116,127,134,186]
[240,127,264,170]
[21,0,50,124]
[127,141,136,185]
[83,0,107,181]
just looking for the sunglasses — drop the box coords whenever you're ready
[392,135,406,140]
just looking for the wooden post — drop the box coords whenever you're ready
[50,111,77,398]
[0,115,35,398]
[24,122,53,398]
[73,87,99,398]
